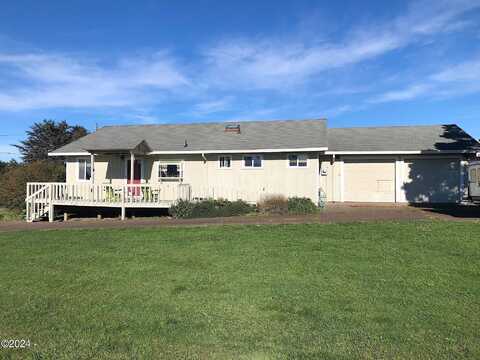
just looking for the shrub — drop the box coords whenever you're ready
[257,194,288,215]
[226,199,254,216]
[0,160,65,210]
[0,208,23,221]
[168,199,195,218]
[169,199,254,219]
[287,197,318,214]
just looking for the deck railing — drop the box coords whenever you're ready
[25,182,192,221]
[27,182,191,205]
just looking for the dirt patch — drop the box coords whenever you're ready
[0,204,435,232]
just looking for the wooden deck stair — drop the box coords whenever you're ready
[26,184,52,222]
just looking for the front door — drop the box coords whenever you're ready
[127,160,142,195]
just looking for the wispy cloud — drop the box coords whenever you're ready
[371,56,480,103]
[201,0,480,90]
[0,0,479,116]
[188,97,233,117]
[431,57,480,82]
[0,51,189,111]
[370,84,432,103]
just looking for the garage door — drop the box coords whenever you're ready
[344,160,395,202]
[402,159,459,203]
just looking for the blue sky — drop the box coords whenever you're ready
[1,0,480,160]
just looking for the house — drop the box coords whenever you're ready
[26,119,480,222]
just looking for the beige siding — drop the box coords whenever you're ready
[402,158,460,203]
[319,157,342,202]
[320,155,463,203]
[343,160,396,202]
[65,152,320,203]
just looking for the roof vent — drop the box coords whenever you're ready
[225,124,241,134]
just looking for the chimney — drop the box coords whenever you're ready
[224,124,241,134]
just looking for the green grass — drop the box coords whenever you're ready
[0,221,479,359]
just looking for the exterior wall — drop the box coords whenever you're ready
[401,158,461,203]
[320,154,466,203]
[343,160,395,202]
[65,152,320,203]
[64,152,468,204]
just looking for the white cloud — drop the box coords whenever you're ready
[370,84,432,103]
[202,0,480,90]
[431,57,480,82]
[189,97,233,117]
[0,0,479,114]
[0,51,189,111]
[370,56,480,103]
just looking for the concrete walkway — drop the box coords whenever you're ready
[0,203,444,232]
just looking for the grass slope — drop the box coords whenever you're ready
[0,221,479,359]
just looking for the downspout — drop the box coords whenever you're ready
[331,153,336,202]
[202,153,208,193]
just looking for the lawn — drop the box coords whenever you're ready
[0,221,479,359]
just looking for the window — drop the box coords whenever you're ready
[78,159,91,181]
[470,168,478,183]
[288,154,308,167]
[243,155,263,168]
[159,162,182,180]
[219,155,232,168]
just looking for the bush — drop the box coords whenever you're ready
[257,194,288,215]
[0,160,65,210]
[168,199,195,218]
[169,199,254,219]
[257,195,318,215]
[0,208,23,221]
[287,197,318,214]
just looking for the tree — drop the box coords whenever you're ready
[0,159,18,175]
[0,161,65,210]
[14,120,88,163]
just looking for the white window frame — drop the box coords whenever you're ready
[158,161,183,181]
[470,168,477,183]
[77,158,91,182]
[242,154,264,169]
[288,153,308,168]
[218,155,232,169]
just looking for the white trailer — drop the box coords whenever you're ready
[468,162,480,202]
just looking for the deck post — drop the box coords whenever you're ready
[130,152,135,183]
[48,183,54,222]
[90,153,95,184]
[121,185,126,220]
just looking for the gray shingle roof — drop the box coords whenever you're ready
[328,124,479,152]
[50,120,479,155]
[51,119,329,154]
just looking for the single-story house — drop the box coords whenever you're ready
[26,119,480,221]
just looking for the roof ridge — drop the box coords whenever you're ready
[330,124,456,130]
[99,118,328,129]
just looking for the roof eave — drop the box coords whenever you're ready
[324,150,477,155]
[49,147,329,156]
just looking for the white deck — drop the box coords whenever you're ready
[25,182,191,222]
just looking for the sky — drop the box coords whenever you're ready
[1,0,480,160]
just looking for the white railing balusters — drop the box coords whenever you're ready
[26,182,192,220]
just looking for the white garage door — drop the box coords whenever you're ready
[344,160,395,202]
[402,159,459,203]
